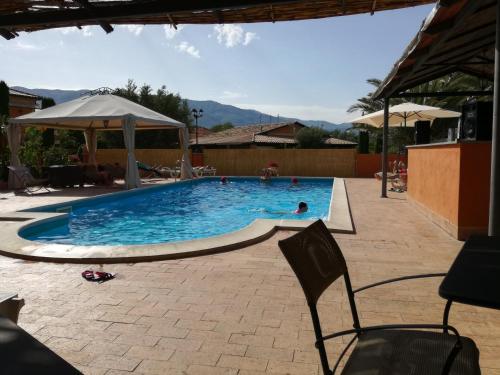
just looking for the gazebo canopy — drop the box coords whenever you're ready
[0,0,435,40]
[9,93,185,130]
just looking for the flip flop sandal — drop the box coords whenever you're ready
[94,271,116,283]
[82,270,96,281]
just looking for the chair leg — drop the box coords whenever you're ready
[309,305,333,375]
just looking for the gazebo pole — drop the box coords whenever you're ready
[381,97,390,198]
[489,0,500,236]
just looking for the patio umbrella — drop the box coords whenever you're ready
[9,93,192,189]
[351,102,461,127]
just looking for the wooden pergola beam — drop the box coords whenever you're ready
[0,0,303,29]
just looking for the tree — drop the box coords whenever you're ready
[295,127,329,149]
[103,80,193,149]
[211,122,234,132]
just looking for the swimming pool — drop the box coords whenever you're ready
[21,177,334,246]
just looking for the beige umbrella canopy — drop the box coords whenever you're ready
[9,93,193,189]
[351,102,461,127]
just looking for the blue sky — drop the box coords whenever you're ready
[0,4,434,123]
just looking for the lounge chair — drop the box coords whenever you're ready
[7,166,50,194]
[278,220,480,375]
[136,161,179,180]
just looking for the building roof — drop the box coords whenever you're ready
[193,122,357,146]
[375,0,495,99]
[194,122,303,145]
[0,0,435,40]
[9,88,38,99]
[324,137,357,145]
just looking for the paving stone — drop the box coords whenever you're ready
[91,354,141,372]
[217,354,268,372]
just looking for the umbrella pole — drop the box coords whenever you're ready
[489,0,500,235]
[381,98,390,198]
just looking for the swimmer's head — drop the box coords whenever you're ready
[296,201,308,213]
[291,177,298,184]
[220,176,228,184]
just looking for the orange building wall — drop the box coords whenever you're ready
[457,143,491,235]
[407,142,491,240]
[408,145,461,228]
[355,153,407,178]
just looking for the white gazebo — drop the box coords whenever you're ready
[8,92,193,189]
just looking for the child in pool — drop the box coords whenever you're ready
[261,202,308,215]
[294,201,308,214]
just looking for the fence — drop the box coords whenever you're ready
[355,153,407,178]
[96,149,183,167]
[96,148,357,177]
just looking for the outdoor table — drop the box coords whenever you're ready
[47,164,83,187]
[439,235,500,326]
[0,315,81,374]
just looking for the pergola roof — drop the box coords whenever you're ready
[375,0,496,99]
[0,0,434,40]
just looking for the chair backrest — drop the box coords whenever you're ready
[278,220,348,306]
[7,166,34,183]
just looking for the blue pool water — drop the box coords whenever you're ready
[22,177,333,246]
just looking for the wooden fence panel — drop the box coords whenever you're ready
[96,148,356,177]
[204,149,356,177]
[96,149,183,167]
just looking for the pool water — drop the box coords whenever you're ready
[22,177,333,246]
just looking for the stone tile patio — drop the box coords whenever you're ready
[1,178,499,374]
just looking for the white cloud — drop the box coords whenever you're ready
[14,41,43,51]
[213,24,257,48]
[234,103,353,123]
[244,32,257,46]
[58,26,93,37]
[81,26,93,37]
[220,91,247,99]
[164,25,184,40]
[176,41,200,59]
[120,25,144,36]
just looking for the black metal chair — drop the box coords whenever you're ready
[278,220,481,375]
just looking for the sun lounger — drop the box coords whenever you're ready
[7,166,50,194]
[137,161,179,180]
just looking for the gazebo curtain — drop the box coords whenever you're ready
[84,128,97,165]
[6,124,22,189]
[179,127,193,180]
[122,116,141,189]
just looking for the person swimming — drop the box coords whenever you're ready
[294,201,308,214]
[220,176,228,184]
[261,202,308,215]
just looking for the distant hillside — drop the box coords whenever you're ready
[13,87,352,131]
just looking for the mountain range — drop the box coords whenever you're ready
[12,87,352,131]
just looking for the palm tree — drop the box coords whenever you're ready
[347,78,384,114]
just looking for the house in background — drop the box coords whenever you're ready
[9,88,38,118]
[189,126,213,140]
[193,121,356,149]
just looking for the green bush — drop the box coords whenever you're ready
[295,127,329,149]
